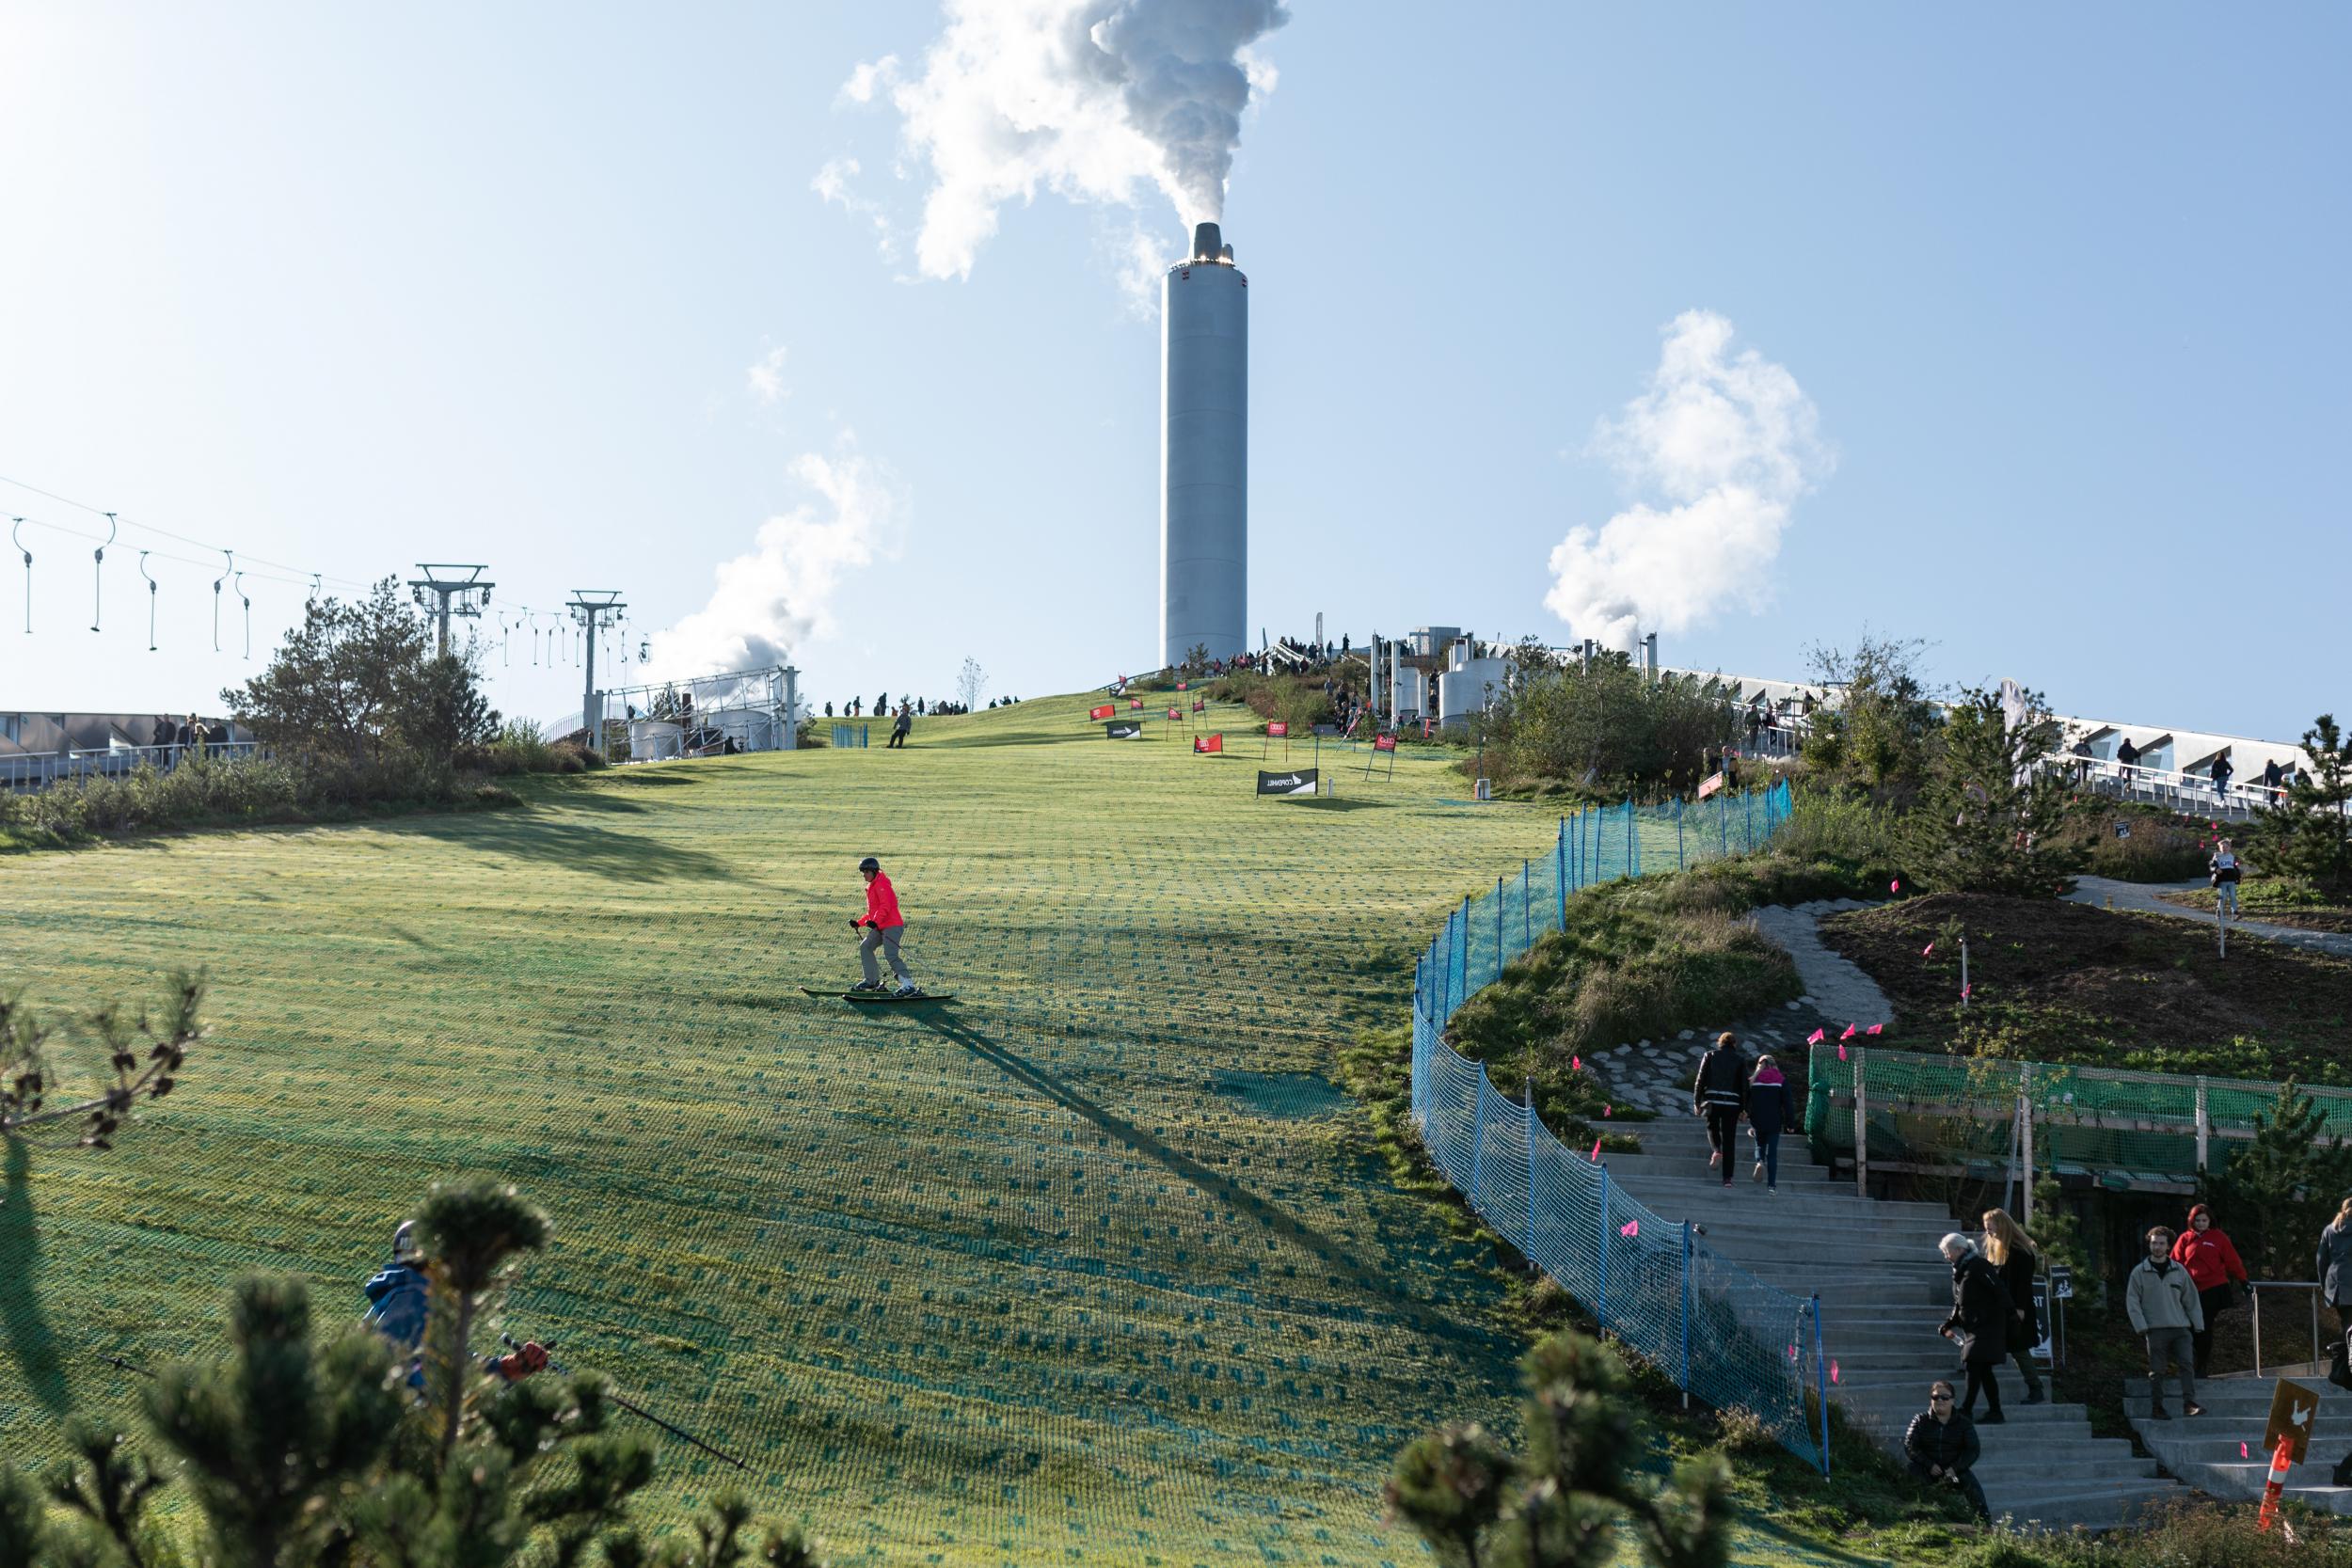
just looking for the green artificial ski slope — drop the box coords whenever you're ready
[0,694,1855,1568]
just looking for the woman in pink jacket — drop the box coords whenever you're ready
[2170,1203,2250,1377]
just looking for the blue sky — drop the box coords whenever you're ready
[3,3,2344,739]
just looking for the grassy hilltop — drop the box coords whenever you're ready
[0,694,1859,1567]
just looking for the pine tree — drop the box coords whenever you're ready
[1387,1331,1729,1568]
[2206,1081,2352,1280]
[1896,685,2075,896]
[2252,713,2352,894]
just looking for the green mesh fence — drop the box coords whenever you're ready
[1804,1044,2352,1189]
[1410,782,1834,1473]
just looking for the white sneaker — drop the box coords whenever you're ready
[1752,1163,1764,1182]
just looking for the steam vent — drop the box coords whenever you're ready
[1160,220,1247,667]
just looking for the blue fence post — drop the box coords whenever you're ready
[1525,1095,1540,1264]
[1597,1165,1611,1329]
[1471,1071,1489,1213]
[1456,897,1470,1010]
[1681,1220,1693,1407]
[1494,877,1504,979]
[1555,817,1568,929]
[1813,1295,1831,1477]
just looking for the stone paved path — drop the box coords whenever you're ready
[1577,899,1895,1117]
[2068,875,2352,958]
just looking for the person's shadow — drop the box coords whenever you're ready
[0,1138,72,1414]
[911,1014,1503,1354]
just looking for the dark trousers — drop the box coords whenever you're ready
[2191,1286,2231,1374]
[2008,1341,2044,1398]
[1910,1459,1989,1521]
[1751,1122,1782,1187]
[1961,1358,2002,1418]
[1704,1108,1740,1183]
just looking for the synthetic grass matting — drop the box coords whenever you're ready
[0,695,1847,1567]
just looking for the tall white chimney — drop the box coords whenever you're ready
[1160,221,1248,667]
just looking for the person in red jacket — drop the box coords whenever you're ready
[2171,1203,2250,1377]
[851,855,921,997]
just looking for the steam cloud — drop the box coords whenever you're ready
[642,446,898,683]
[841,0,1287,279]
[1545,310,1832,651]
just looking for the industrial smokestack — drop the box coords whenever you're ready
[1161,228,1248,667]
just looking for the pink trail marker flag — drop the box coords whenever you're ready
[1619,1219,1639,1238]
[1602,1104,1612,1117]
[1922,942,1935,958]
[1867,1023,1883,1037]
[1571,1055,1581,1071]
[1590,1139,1602,1162]
[1806,1028,1825,1045]
[1891,879,1901,894]
[1831,1360,1841,1385]
[1839,1024,1857,1041]
[1837,1042,1848,1061]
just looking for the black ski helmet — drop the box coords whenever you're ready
[858,857,881,873]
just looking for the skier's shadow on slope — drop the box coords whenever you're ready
[912,1014,1501,1354]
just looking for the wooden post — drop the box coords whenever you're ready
[2021,1064,2036,1227]
[2196,1077,2211,1175]
[1853,1047,1869,1197]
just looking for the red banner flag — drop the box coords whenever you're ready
[1373,733,1397,752]
[1697,770,1725,800]
[1192,697,1206,713]
[1267,721,1289,737]
[1194,733,1223,754]
[1128,698,1143,710]
[1167,706,1182,721]
[1089,704,1116,721]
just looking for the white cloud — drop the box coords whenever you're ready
[1545,310,1833,650]
[836,0,1288,282]
[745,343,789,405]
[643,439,903,681]
[812,156,897,259]
[839,55,901,105]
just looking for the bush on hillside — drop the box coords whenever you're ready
[0,1180,830,1568]
[2046,802,2209,882]
[1486,657,1739,800]
[1387,1330,1732,1568]
[1798,634,1941,797]
[2253,712,2352,894]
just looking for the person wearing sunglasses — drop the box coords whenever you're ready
[1904,1380,1989,1521]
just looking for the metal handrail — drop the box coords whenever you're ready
[1,740,262,791]
[2246,1280,2326,1378]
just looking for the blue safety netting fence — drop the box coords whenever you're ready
[1409,779,1836,1473]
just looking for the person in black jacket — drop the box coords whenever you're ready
[1904,1380,1989,1520]
[1938,1233,2010,1423]
[1691,1033,1749,1189]
[1979,1208,2046,1404]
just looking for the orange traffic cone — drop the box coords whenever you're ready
[2258,1433,2295,1532]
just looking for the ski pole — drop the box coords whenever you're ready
[501,1336,748,1470]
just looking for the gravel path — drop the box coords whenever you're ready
[2067,875,2352,958]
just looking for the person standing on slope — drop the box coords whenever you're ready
[851,856,921,997]
[1744,1053,1788,1192]
[2170,1203,2249,1378]
[1692,1033,1749,1189]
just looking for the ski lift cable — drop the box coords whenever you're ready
[0,473,368,589]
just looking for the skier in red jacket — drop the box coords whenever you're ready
[851,856,921,997]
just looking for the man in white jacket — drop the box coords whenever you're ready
[2125,1225,2205,1419]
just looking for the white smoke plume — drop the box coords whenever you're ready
[844,0,1287,280]
[642,445,900,683]
[1545,310,1832,651]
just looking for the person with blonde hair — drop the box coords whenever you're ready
[1979,1208,2045,1405]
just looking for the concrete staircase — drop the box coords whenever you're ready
[1608,1113,2185,1531]
[2125,1372,2352,1514]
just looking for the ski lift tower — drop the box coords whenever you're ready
[408,564,494,658]
[568,590,627,757]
